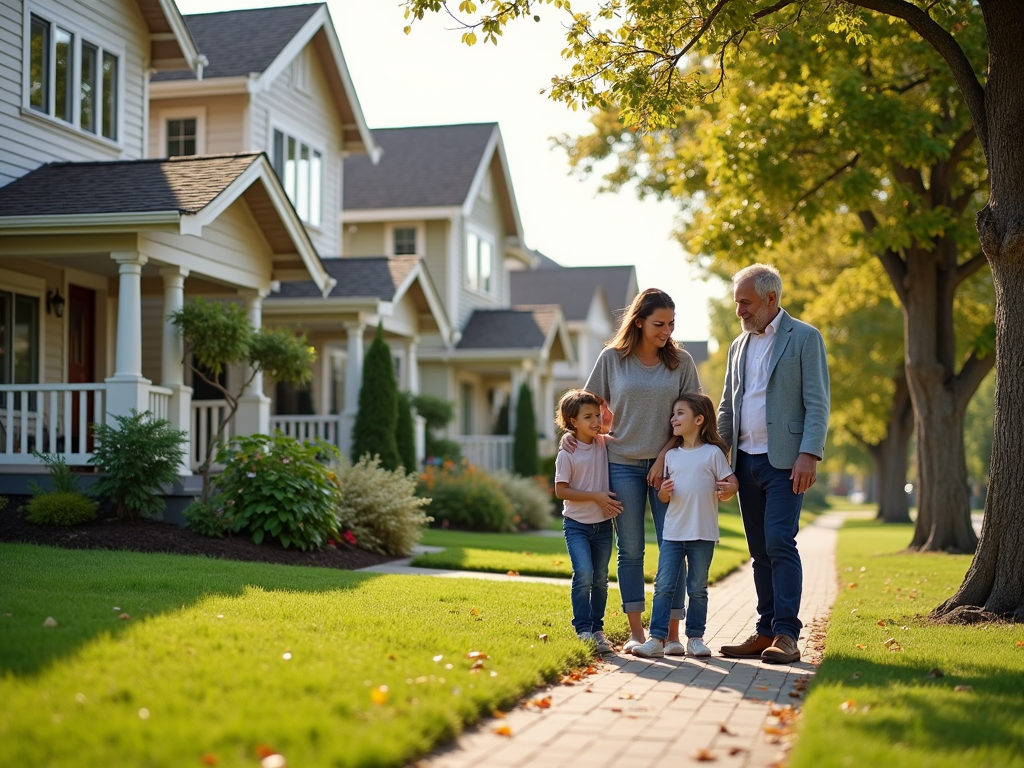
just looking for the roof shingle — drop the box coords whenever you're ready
[456,306,560,350]
[269,256,420,300]
[0,154,261,217]
[510,265,637,320]
[344,123,496,210]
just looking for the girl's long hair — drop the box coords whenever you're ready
[674,393,729,456]
[608,288,680,370]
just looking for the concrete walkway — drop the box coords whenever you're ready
[388,512,843,768]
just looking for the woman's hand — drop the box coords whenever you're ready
[559,432,578,454]
[594,491,623,518]
[599,400,614,432]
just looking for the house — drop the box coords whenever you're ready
[0,0,377,492]
[342,123,575,467]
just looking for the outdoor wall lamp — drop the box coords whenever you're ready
[47,289,65,318]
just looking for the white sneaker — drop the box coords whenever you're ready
[664,640,686,656]
[631,638,665,658]
[593,631,613,654]
[622,636,646,653]
[578,631,596,645]
[686,637,712,657]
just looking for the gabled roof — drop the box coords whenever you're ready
[510,264,638,321]
[0,154,332,294]
[136,0,203,72]
[456,304,570,359]
[152,4,320,81]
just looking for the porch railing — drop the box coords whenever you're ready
[454,435,514,472]
[270,414,343,445]
[147,386,173,421]
[0,383,106,466]
[191,400,234,472]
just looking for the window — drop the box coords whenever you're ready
[0,291,40,408]
[465,232,493,293]
[272,129,322,227]
[167,118,197,156]
[26,14,118,140]
[290,49,310,92]
[460,382,474,436]
[393,227,417,255]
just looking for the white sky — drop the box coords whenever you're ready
[175,0,724,340]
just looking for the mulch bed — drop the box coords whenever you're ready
[0,498,399,572]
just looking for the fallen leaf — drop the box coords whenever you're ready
[538,634,548,643]
[493,724,512,737]
[618,692,636,699]
[755,686,769,691]
[533,696,552,708]
[466,651,489,660]
[839,700,857,713]
[719,725,733,734]
[42,617,58,628]
[370,685,389,705]
[954,685,973,692]
[201,754,219,765]
[1016,640,1023,648]
[610,707,623,713]
[925,669,944,679]
[763,726,791,736]
[848,583,857,589]
[855,644,867,650]
[729,747,748,756]
[506,570,519,576]
[788,692,802,699]
[876,620,885,627]
[693,749,717,761]
[469,608,480,616]
[470,659,485,670]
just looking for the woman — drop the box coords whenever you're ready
[569,288,702,652]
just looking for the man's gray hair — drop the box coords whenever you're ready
[733,263,783,304]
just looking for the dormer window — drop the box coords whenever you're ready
[393,227,417,255]
[26,13,119,141]
[272,129,322,228]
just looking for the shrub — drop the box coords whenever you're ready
[397,391,417,472]
[492,471,554,530]
[28,453,82,495]
[333,455,432,556]
[89,409,187,520]
[412,394,462,462]
[419,463,514,532]
[183,499,234,538]
[513,383,538,476]
[352,324,401,470]
[214,434,341,551]
[26,492,97,526]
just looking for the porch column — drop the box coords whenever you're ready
[235,290,270,437]
[104,252,151,420]
[339,320,365,460]
[160,266,192,475]
[508,367,523,433]
[541,371,556,439]
[405,336,420,395]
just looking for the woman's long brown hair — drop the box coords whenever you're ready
[607,288,680,370]
[674,393,729,457]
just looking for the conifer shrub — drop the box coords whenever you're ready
[396,391,417,472]
[334,455,432,556]
[26,492,97,526]
[491,470,554,530]
[411,394,462,462]
[513,382,539,476]
[351,324,401,470]
[418,463,514,532]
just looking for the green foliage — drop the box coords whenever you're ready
[213,434,341,551]
[0,496,7,513]
[412,394,463,462]
[351,324,401,470]
[333,455,432,556]
[89,409,187,520]
[249,326,316,385]
[27,452,81,495]
[491,471,553,530]
[397,391,417,472]
[512,382,538,477]
[170,297,251,378]
[418,463,514,532]
[182,499,234,538]
[26,492,97,526]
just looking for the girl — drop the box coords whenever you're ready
[632,393,739,658]
[568,289,702,653]
[554,389,623,654]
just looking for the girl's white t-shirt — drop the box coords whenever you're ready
[663,443,733,542]
[554,435,611,524]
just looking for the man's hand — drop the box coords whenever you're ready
[790,453,819,495]
[595,491,623,517]
[559,432,578,454]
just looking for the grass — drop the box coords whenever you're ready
[412,508,750,586]
[790,520,1024,768]
[0,543,610,768]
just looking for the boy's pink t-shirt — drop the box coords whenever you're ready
[554,435,610,524]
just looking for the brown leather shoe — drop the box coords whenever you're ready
[761,634,800,664]
[720,633,773,658]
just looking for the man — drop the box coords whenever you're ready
[717,264,830,664]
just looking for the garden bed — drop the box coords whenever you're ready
[0,498,398,571]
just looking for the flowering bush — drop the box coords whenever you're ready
[333,455,432,556]
[418,462,514,532]
[182,499,233,538]
[491,471,554,530]
[212,434,341,551]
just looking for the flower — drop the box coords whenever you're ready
[247,472,257,478]
[226,499,235,507]
[281,457,291,464]
[343,530,357,546]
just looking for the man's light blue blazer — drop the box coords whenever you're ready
[718,310,830,471]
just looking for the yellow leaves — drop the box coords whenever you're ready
[525,695,551,709]
[370,685,389,705]
[693,748,716,761]
[1016,640,1023,648]
[506,570,520,576]
[855,644,867,650]
[883,637,903,652]
[461,30,478,46]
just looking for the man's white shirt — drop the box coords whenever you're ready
[738,309,784,455]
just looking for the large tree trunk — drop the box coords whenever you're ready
[902,244,979,553]
[933,0,1024,621]
[870,368,914,524]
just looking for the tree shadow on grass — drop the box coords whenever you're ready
[0,542,385,677]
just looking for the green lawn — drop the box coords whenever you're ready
[790,520,1024,768]
[0,543,609,768]
[413,509,749,585]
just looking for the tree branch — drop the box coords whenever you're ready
[954,348,996,414]
[859,210,910,304]
[848,0,988,155]
[955,251,989,286]
[783,153,860,218]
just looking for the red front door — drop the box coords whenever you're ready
[68,285,95,449]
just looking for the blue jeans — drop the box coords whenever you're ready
[649,539,716,640]
[736,450,804,641]
[563,517,614,634]
[608,460,684,617]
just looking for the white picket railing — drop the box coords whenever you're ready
[270,414,343,445]
[454,435,514,472]
[147,386,173,421]
[190,400,234,471]
[0,383,106,465]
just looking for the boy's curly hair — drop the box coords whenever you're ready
[556,389,601,435]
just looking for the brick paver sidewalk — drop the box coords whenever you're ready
[407,512,843,768]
